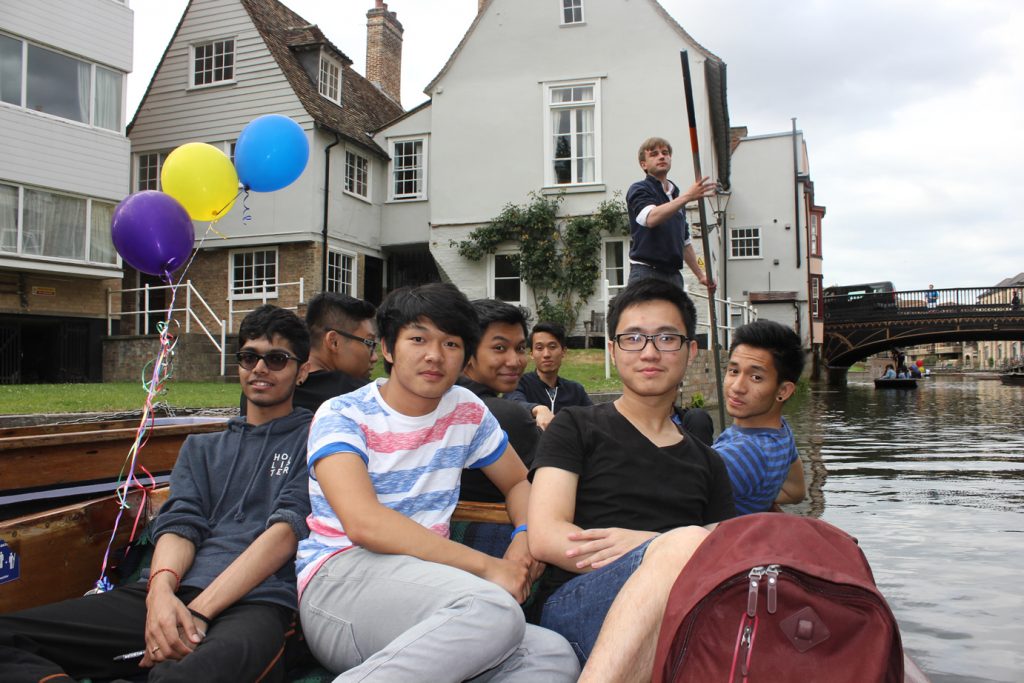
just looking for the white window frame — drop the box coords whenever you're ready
[810,214,819,256]
[229,247,278,300]
[601,237,630,301]
[542,79,602,188]
[189,37,236,89]
[0,34,124,132]
[811,276,821,319]
[344,150,370,201]
[560,0,585,25]
[318,51,341,104]
[487,252,527,307]
[389,136,427,201]
[327,249,358,295]
[729,226,762,260]
[0,180,120,267]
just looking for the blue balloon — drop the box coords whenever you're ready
[234,115,310,192]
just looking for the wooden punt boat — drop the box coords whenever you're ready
[0,416,228,516]
[0,491,930,682]
[999,372,1024,386]
[874,378,919,389]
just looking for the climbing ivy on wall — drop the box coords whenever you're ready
[453,192,628,331]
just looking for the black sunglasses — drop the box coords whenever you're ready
[328,328,377,353]
[236,350,301,371]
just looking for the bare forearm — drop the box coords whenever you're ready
[147,534,196,595]
[188,522,296,619]
[530,519,589,572]
[503,479,530,528]
[644,195,687,227]
[683,243,701,276]
[350,504,491,577]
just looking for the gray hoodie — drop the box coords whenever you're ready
[151,408,312,609]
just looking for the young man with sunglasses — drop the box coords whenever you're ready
[0,305,313,682]
[528,279,734,678]
[296,283,579,681]
[240,292,377,415]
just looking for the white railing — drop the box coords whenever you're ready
[107,280,228,375]
[227,279,306,332]
[600,279,757,379]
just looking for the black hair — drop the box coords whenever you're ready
[238,304,310,363]
[468,299,529,358]
[305,292,376,347]
[607,279,697,339]
[529,321,567,347]
[730,319,805,384]
[376,283,480,373]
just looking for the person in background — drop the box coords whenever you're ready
[508,321,592,419]
[626,137,717,292]
[240,293,377,415]
[712,320,806,516]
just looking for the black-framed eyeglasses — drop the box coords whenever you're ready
[236,350,301,371]
[613,333,691,352]
[328,328,378,353]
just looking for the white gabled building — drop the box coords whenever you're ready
[725,127,825,358]
[375,0,732,337]
[0,0,132,382]
[127,0,405,328]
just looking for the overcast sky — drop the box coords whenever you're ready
[129,0,1024,291]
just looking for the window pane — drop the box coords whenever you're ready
[90,200,117,264]
[393,140,423,198]
[231,249,277,295]
[345,151,368,197]
[94,66,121,131]
[605,242,624,287]
[27,45,90,123]
[194,39,234,86]
[494,254,519,278]
[0,34,22,106]
[319,56,340,101]
[0,183,17,252]
[23,188,87,260]
[138,153,160,191]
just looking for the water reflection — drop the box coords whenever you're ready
[777,375,1024,682]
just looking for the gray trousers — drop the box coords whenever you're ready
[300,548,580,683]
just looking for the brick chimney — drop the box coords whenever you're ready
[366,0,403,104]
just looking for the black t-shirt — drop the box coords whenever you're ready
[239,370,366,416]
[531,401,735,593]
[458,376,541,503]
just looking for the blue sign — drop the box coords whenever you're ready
[0,539,19,585]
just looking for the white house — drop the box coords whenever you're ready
[127,0,405,325]
[0,0,132,382]
[375,0,732,337]
[724,127,825,357]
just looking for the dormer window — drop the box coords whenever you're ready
[319,52,341,103]
[561,0,584,25]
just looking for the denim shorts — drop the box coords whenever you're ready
[538,537,656,664]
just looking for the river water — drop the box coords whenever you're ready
[769,374,1024,682]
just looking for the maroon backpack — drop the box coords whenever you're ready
[653,513,904,683]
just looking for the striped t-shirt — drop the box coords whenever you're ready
[295,379,508,595]
[713,418,799,516]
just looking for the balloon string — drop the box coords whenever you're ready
[212,187,243,219]
[241,188,253,226]
[95,272,183,592]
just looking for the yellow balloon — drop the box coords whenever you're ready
[160,143,239,221]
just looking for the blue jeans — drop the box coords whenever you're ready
[537,537,655,664]
[628,262,684,290]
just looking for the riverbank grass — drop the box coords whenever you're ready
[0,350,624,415]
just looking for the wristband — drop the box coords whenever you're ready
[188,608,210,625]
[147,567,180,592]
[510,524,528,541]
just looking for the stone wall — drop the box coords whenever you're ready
[102,333,225,382]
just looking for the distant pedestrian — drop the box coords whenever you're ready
[626,137,717,292]
[926,285,938,309]
[1012,290,1020,310]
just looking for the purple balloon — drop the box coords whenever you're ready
[111,191,195,276]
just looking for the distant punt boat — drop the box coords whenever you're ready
[874,378,919,389]
[1000,372,1024,386]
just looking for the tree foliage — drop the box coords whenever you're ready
[454,192,628,330]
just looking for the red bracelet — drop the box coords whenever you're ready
[147,567,181,592]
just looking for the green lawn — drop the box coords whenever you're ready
[0,349,625,415]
